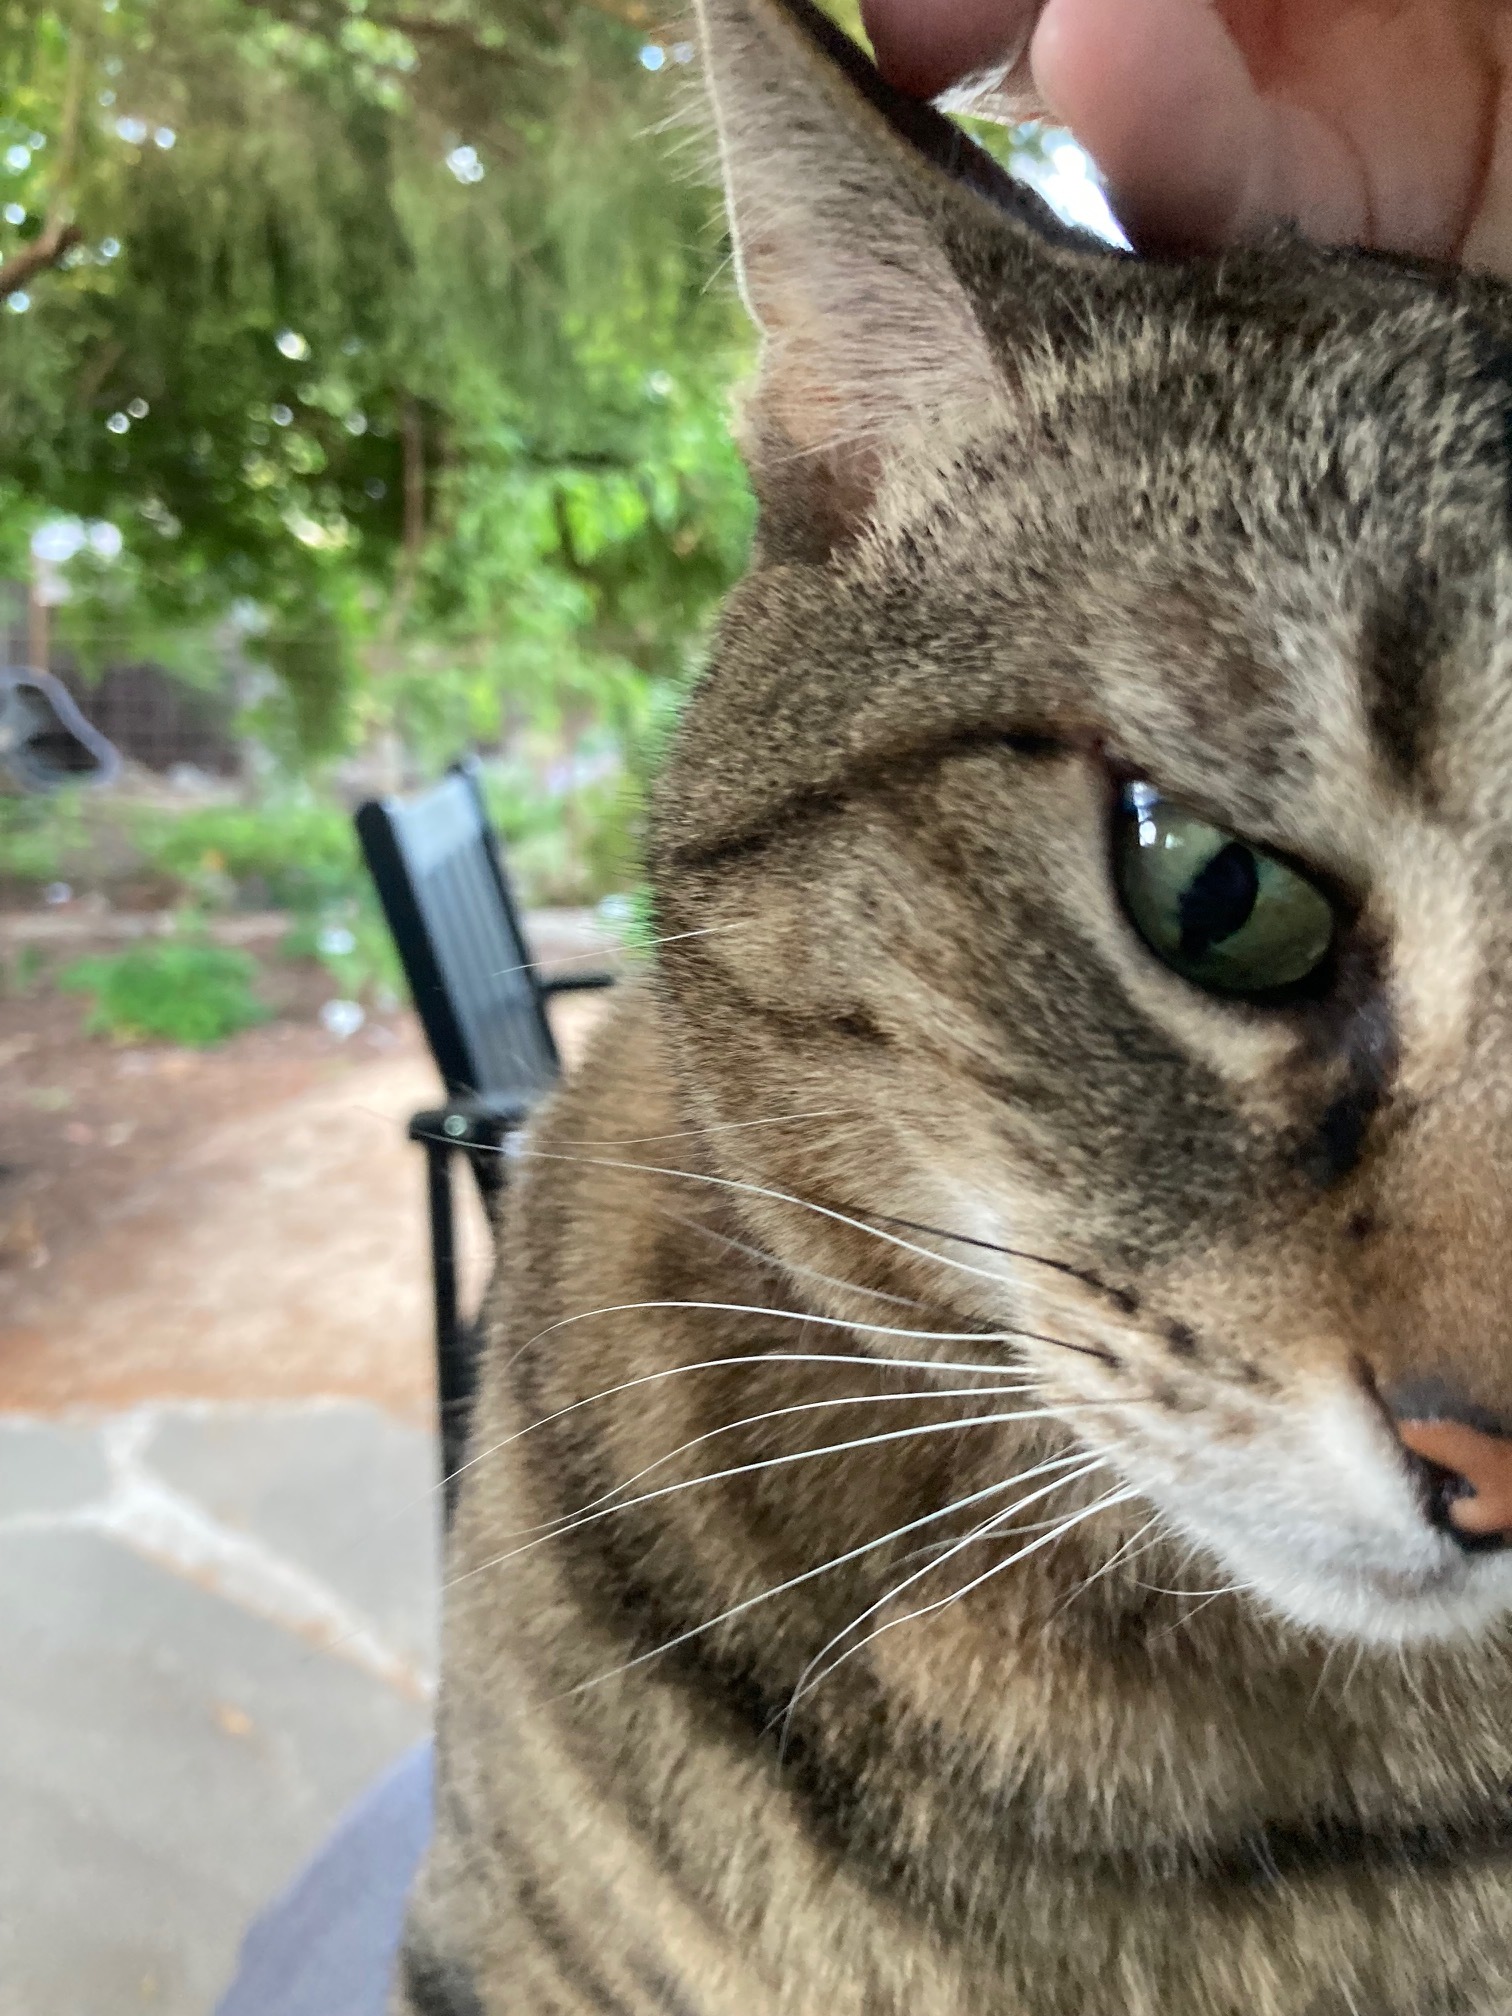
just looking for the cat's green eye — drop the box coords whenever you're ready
[1114,782,1336,998]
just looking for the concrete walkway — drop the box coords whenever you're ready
[0,1401,437,2016]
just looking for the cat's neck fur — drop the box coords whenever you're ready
[411,983,1512,2016]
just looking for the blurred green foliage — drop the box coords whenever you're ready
[0,768,640,912]
[0,0,756,761]
[0,779,85,884]
[279,900,401,1001]
[58,935,269,1043]
[131,795,362,908]
[0,2,1057,939]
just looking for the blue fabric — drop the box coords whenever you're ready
[216,1740,433,2016]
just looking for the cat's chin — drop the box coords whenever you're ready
[1142,1490,1512,1646]
[1228,1543,1512,1648]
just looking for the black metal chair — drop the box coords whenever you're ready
[355,761,615,1492]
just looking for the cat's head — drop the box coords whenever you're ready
[651,0,1512,1647]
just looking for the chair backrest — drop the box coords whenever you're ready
[356,763,560,1106]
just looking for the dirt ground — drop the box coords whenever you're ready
[0,909,610,1417]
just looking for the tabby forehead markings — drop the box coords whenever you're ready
[1361,560,1451,790]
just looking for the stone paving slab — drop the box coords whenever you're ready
[0,1418,110,1522]
[145,1402,442,1678]
[0,1401,439,2016]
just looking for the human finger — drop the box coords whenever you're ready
[861,0,1040,100]
[1030,0,1368,251]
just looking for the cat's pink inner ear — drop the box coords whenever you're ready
[738,250,843,453]
[696,0,1002,524]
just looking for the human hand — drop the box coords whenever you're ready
[859,0,1512,277]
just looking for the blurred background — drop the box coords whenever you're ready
[0,5,1116,2009]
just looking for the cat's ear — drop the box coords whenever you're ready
[693,0,1094,553]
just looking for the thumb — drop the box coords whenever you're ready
[861,0,1041,100]
[1031,0,1361,252]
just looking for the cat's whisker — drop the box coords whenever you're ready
[1309,1643,1342,1715]
[447,1409,1121,1585]
[457,1333,1037,1504]
[492,1384,1056,1538]
[860,1209,1137,1313]
[846,1489,1141,1581]
[777,1456,1113,1751]
[487,1148,1126,1364]
[788,1484,1140,1722]
[479,1366,1157,1545]
[549,1451,1100,1702]
[1049,1513,1166,1620]
[1133,1575,1248,1600]
[1146,1586,1247,1643]
[495,1342,1045,1445]
[500,1296,1041,1382]
[482,920,752,987]
[1341,1638,1372,1699]
[1394,1645,1432,1716]
[652,1202,927,1311]
[1137,1543,1253,1641]
[462,1330,1060,1504]
[550,1110,854,1149]
[453,1303,1130,1520]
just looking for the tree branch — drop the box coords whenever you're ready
[402,396,426,561]
[0,219,84,303]
[2,30,87,304]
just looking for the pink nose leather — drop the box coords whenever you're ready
[1397,1419,1512,1538]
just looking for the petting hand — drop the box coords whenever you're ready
[860,0,1512,277]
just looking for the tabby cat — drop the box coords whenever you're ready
[395,1,1512,2009]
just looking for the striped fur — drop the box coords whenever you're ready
[396,2,1512,2009]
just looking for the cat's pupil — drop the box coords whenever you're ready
[1177,842,1260,959]
[1114,785,1337,1000]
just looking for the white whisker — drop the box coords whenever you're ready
[1050,1512,1165,1618]
[780,1458,1112,1737]
[550,1452,1098,1700]
[1147,1587,1243,1641]
[506,1146,1085,1305]
[1133,1575,1246,1599]
[552,1110,853,1149]
[455,1339,1048,1502]
[485,920,749,986]
[652,1203,925,1311]
[448,1409,1105,1586]
[500,1296,1037,1384]
[492,1384,1050,1538]
[787,1485,1139,1717]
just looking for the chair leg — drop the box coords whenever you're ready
[423,1140,471,1514]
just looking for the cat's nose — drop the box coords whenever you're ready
[1390,1394,1512,1546]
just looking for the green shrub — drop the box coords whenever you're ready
[0,790,89,891]
[58,939,269,1047]
[279,888,402,1002]
[131,798,364,913]
[480,761,642,908]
